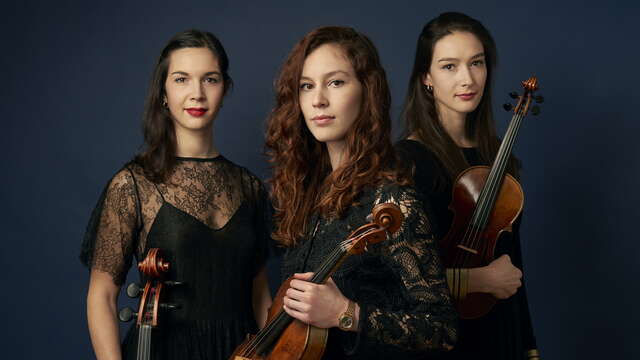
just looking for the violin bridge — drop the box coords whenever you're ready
[457,245,478,254]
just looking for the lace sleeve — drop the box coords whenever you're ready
[79,167,140,286]
[357,186,457,352]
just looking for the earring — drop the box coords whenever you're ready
[162,99,168,108]
[426,84,433,92]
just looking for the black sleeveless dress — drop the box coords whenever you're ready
[80,156,270,360]
[395,139,537,360]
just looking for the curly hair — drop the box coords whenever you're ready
[266,26,406,247]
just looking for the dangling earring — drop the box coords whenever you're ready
[426,84,433,92]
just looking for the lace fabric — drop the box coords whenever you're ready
[80,156,267,286]
[281,183,458,358]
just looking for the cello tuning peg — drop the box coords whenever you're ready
[531,106,541,116]
[161,303,181,310]
[164,280,185,286]
[118,307,137,322]
[509,91,519,99]
[534,95,544,103]
[126,282,142,298]
[503,103,513,112]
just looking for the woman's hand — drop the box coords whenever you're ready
[469,254,522,299]
[282,272,357,329]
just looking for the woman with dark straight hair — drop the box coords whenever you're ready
[80,29,271,360]
[396,12,539,360]
[266,26,457,359]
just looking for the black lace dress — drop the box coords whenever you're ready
[80,156,270,360]
[395,139,537,360]
[281,183,458,360]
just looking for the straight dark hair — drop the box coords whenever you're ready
[402,12,519,188]
[135,29,233,182]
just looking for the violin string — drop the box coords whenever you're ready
[243,223,384,354]
[243,243,348,354]
[453,111,524,268]
[460,111,521,264]
[469,110,524,253]
[464,110,523,263]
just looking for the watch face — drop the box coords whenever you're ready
[340,316,353,329]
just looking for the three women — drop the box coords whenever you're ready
[82,13,538,360]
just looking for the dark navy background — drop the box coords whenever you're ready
[2,1,638,358]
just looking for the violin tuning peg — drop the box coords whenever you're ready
[164,280,185,286]
[161,303,181,310]
[126,282,142,298]
[509,91,519,99]
[503,103,513,112]
[534,95,544,103]
[118,307,137,322]
[531,106,541,116]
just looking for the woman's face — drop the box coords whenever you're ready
[164,47,224,132]
[299,43,363,146]
[424,31,487,120]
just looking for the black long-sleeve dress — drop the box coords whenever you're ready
[80,156,270,360]
[395,139,537,360]
[281,183,458,359]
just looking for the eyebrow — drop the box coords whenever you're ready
[170,71,222,76]
[437,52,485,63]
[300,70,352,81]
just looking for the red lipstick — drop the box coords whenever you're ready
[456,93,476,101]
[186,108,207,117]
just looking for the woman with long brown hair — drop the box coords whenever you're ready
[80,30,271,360]
[396,12,539,360]
[265,26,457,359]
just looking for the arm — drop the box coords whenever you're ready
[284,189,458,352]
[81,168,139,359]
[252,266,272,329]
[446,254,523,300]
[356,192,458,352]
[87,270,122,360]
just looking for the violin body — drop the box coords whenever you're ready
[230,277,328,360]
[441,166,523,319]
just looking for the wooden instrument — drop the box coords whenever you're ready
[230,203,404,360]
[440,77,542,319]
[119,248,182,360]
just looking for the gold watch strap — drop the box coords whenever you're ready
[527,349,540,359]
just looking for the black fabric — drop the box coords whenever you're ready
[80,156,270,360]
[281,183,458,359]
[395,139,537,360]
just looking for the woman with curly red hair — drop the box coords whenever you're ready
[265,26,457,359]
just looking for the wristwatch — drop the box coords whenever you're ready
[338,299,355,331]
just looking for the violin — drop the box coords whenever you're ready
[118,248,182,360]
[440,77,542,319]
[229,203,404,360]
